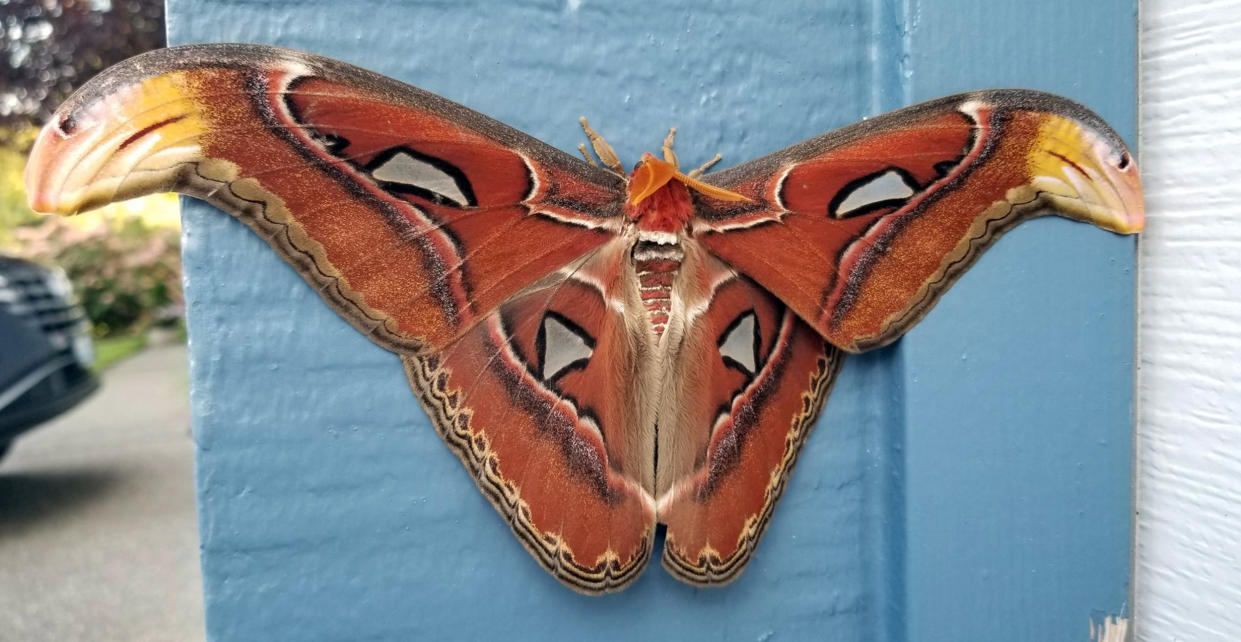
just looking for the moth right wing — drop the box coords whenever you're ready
[656,248,844,586]
[690,90,1143,353]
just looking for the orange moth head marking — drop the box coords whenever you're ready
[625,152,749,233]
[626,152,749,207]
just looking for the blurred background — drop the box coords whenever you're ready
[1,1,204,639]
[2,1,176,351]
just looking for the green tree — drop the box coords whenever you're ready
[2,0,165,142]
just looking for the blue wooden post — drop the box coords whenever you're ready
[169,1,1135,639]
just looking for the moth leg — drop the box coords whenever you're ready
[687,153,722,179]
[579,117,625,175]
[578,143,599,167]
[662,127,680,169]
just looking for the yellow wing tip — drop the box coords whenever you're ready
[1028,113,1144,236]
[24,73,210,217]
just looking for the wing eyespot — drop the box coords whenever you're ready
[365,147,478,208]
[827,168,920,219]
[717,311,759,377]
[537,312,596,382]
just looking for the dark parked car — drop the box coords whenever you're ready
[0,255,99,461]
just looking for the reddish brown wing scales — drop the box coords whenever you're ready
[26,45,643,594]
[284,77,533,206]
[28,46,1143,595]
[695,91,1142,352]
[193,60,647,591]
[182,68,473,348]
[28,45,623,355]
[658,274,843,585]
[225,69,617,350]
[780,110,973,217]
[697,110,972,347]
[693,106,984,353]
[403,250,655,593]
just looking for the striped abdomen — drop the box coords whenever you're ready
[632,239,683,337]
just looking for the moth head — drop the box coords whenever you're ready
[626,153,677,206]
[626,152,749,208]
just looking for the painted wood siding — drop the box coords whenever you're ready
[169,1,1137,639]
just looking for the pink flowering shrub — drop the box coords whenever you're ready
[12,215,182,337]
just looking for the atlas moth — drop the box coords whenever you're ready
[25,44,1143,594]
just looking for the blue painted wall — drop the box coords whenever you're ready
[169,1,1136,639]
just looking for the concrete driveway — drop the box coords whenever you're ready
[0,344,204,641]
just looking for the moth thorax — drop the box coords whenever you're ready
[628,180,695,233]
[632,237,684,337]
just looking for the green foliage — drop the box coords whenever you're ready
[3,123,181,339]
[12,214,182,338]
[94,333,148,371]
[0,127,42,240]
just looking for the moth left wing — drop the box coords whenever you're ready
[25,44,652,594]
[26,44,625,354]
[405,241,657,594]
[656,250,843,585]
[691,90,1143,352]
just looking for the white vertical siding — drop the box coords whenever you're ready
[1139,1,1241,639]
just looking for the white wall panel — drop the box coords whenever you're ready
[1139,1,1241,639]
